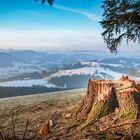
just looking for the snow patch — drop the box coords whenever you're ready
[0,79,58,88]
[101,63,124,67]
[80,61,97,67]
[50,65,123,80]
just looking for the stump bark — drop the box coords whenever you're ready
[76,76,140,124]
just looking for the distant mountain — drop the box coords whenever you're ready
[0,50,140,97]
[0,50,110,80]
[0,49,140,82]
[0,52,15,67]
[47,57,140,88]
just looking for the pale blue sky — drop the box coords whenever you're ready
[0,0,139,52]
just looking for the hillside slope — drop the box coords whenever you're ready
[0,89,86,139]
[1,86,140,140]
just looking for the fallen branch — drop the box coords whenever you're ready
[97,119,140,134]
[22,119,29,140]
[0,124,7,140]
[67,123,81,130]
[11,113,16,139]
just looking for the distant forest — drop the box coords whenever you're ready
[0,86,63,98]
[49,74,102,89]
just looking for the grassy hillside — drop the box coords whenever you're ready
[0,88,86,139]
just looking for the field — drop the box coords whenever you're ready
[0,89,86,139]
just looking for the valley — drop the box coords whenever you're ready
[0,50,140,98]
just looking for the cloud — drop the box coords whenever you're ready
[54,4,101,22]
[0,28,106,51]
[0,28,139,52]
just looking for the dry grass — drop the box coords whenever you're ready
[0,89,86,139]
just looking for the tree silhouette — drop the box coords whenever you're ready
[101,0,140,53]
[34,0,54,6]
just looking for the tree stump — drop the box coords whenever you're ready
[75,76,140,125]
[75,79,118,121]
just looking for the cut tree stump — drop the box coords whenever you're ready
[75,76,140,126]
[75,79,118,121]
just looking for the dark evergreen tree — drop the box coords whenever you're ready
[34,0,54,5]
[101,0,140,53]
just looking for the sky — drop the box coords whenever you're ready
[0,0,139,52]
